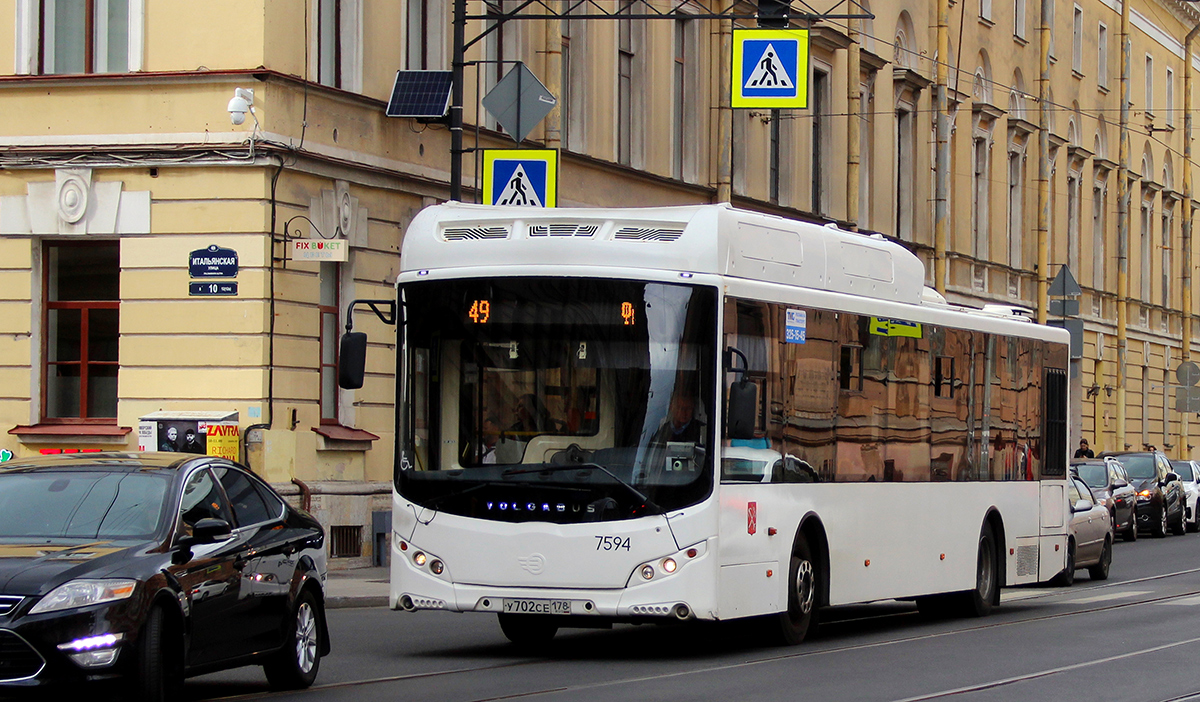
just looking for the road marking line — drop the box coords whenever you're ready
[1158,594,1200,606]
[1060,590,1152,604]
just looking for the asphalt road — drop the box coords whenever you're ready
[185,531,1200,702]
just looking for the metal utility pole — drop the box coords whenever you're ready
[1036,0,1051,324]
[933,0,949,292]
[1117,0,1131,450]
[716,2,733,203]
[450,0,467,202]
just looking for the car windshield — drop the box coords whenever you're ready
[1172,462,1195,481]
[1117,455,1156,480]
[399,277,717,523]
[0,471,169,540]
[1075,463,1108,489]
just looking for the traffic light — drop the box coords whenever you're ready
[757,0,791,28]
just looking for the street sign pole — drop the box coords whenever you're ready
[450,0,466,201]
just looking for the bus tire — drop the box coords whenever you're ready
[1051,539,1076,587]
[957,524,999,617]
[498,614,558,647]
[771,533,819,645]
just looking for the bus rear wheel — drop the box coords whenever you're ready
[957,525,998,617]
[771,534,819,645]
[498,613,558,647]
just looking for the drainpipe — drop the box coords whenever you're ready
[1116,0,1131,450]
[1036,0,1051,324]
[933,0,949,292]
[543,5,562,151]
[1182,20,1200,457]
[847,16,861,230]
[716,3,733,203]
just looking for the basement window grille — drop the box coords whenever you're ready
[330,525,363,558]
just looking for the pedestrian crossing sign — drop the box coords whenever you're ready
[483,149,558,208]
[731,28,809,109]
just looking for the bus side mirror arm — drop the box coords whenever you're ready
[338,299,400,390]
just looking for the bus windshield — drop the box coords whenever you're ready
[399,277,717,523]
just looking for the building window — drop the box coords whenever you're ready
[619,12,635,166]
[672,19,688,178]
[1140,195,1153,302]
[1145,55,1154,115]
[859,76,875,228]
[317,0,341,87]
[1072,6,1083,73]
[812,69,829,215]
[979,0,991,22]
[484,1,508,132]
[1014,0,1026,40]
[44,242,119,421]
[1047,0,1056,59]
[1092,176,1107,291]
[562,10,586,153]
[319,262,340,423]
[405,0,428,69]
[895,104,916,240]
[37,0,132,74]
[1007,150,1024,268]
[972,136,990,259]
[561,17,572,147]
[1166,68,1175,128]
[1162,204,1173,308]
[1098,23,1108,89]
[1067,171,1081,274]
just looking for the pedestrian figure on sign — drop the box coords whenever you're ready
[751,50,780,87]
[500,172,528,206]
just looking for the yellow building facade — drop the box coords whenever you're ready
[0,0,1197,566]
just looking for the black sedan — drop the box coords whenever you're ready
[1071,457,1138,541]
[1100,450,1186,537]
[0,452,329,700]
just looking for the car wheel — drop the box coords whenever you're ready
[264,589,323,690]
[1189,505,1200,533]
[1052,540,1076,587]
[1172,504,1187,536]
[769,533,820,644]
[1087,537,1112,581]
[1154,504,1168,538]
[1123,510,1138,542]
[498,613,559,646]
[132,605,181,702]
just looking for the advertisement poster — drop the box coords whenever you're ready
[138,411,240,462]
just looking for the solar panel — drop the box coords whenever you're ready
[386,70,454,119]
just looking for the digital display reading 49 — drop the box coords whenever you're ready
[466,299,637,326]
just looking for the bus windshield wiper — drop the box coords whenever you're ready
[501,463,662,515]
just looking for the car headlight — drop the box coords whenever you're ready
[1137,490,1153,498]
[30,579,137,615]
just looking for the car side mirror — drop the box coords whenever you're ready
[191,517,233,544]
[1166,472,1180,483]
[1112,480,1128,488]
[1073,499,1091,513]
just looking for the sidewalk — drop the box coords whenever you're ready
[325,566,391,609]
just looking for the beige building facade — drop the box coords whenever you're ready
[0,0,1197,566]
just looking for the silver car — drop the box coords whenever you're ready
[1169,460,1200,533]
[1053,476,1113,586]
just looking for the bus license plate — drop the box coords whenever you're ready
[502,598,570,615]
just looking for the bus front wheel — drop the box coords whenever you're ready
[772,534,819,645]
[498,613,558,647]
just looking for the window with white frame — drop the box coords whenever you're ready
[316,0,362,91]
[1014,0,1026,40]
[619,11,635,166]
[1092,173,1108,290]
[1140,192,1153,302]
[972,136,990,259]
[23,0,144,74]
[1067,169,1081,274]
[895,103,916,241]
[980,0,992,23]
[1098,23,1108,89]
[1007,148,1024,268]
[858,75,875,228]
[673,18,698,180]
[562,9,587,153]
[1072,6,1082,73]
[812,68,830,214]
[405,0,445,70]
[1047,1,1056,59]
[1162,202,1173,308]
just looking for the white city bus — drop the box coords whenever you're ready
[358,202,1072,645]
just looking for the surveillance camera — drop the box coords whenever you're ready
[227,88,254,126]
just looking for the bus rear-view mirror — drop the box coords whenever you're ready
[726,380,758,441]
[339,332,368,389]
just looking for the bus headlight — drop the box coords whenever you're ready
[631,542,706,586]
[640,565,655,580]
[661,558,677,573]
[413,552,427,566]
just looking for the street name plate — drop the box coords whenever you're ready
[189,282,238,296]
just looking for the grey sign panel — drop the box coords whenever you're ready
[482,63,557,144]
[1048,318,1083,359]
[1048,265,1082,298]
[386,71,453,119]
[1178,361,1200,387]
[1176,386,1200,413]
[1048,298,1079,317]
[190,281,238,296]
